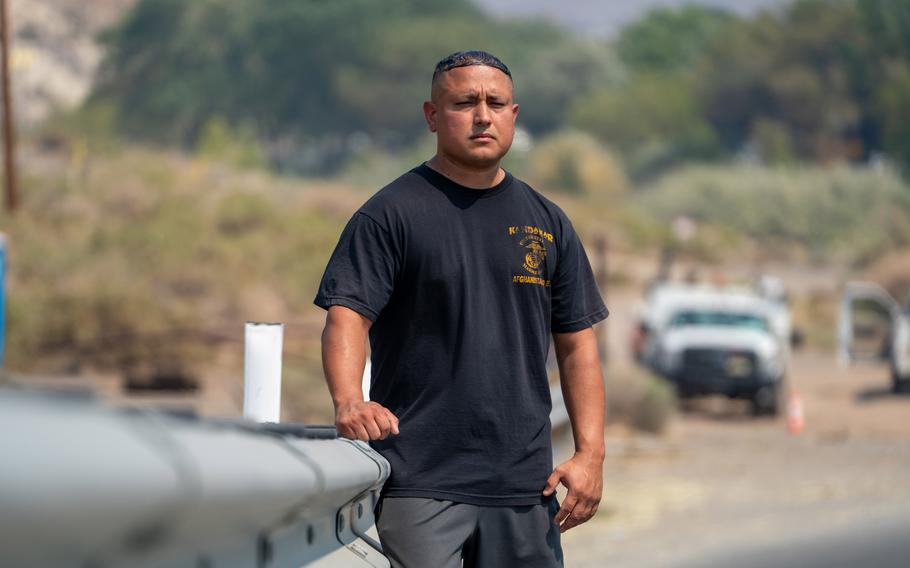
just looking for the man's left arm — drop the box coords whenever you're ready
[542,326,605,533]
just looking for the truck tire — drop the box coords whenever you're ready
[751,383,780,416]
[892,364,908,394]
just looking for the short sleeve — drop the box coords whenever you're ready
[314,212,400,321]
[550,222,609,333]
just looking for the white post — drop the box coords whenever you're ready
[243,322,284,423]
[362,360,372,401]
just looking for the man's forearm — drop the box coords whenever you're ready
[322,306,370,408]
[547,326,606,532]
[553,328,606,458]
[322,306,400,441]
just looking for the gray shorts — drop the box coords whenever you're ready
[374,495,564,568]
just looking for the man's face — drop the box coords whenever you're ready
[424,65,519,169]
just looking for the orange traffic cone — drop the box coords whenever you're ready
[786,389,805,435]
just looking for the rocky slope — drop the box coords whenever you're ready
[8,0,134,126]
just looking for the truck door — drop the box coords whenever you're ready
[838,282,900,364]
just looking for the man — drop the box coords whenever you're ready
[314,50,607,567]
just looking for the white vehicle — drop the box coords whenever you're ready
[839,281,910,392]
[635,282,789,415]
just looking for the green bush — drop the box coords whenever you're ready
[196,117,266,171]
[528,131,628,199]
[634,164,910,263]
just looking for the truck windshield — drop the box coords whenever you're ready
[669,311,769,332]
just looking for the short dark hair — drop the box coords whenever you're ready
[432,50,512,85]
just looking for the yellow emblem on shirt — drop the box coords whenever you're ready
[507,225,553,286]
[521,236,547,275]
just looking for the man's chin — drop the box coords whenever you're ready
[459,147,511,169]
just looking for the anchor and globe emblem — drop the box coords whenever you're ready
[520,235,547,276]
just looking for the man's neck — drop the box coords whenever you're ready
[426,154,505,189]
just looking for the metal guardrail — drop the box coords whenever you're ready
[0,388,390,568]
[0,363,571,568]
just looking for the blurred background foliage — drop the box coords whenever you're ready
[5,0,910,423]
[89,0,910,179]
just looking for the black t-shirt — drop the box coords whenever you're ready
[314,163,608,506]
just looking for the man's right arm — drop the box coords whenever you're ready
[322,305,400,441]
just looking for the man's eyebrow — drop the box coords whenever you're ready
[454,91,508,101]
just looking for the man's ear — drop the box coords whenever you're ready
[423,100,437,133]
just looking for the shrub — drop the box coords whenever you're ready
[634,164,910,264]
[607,366,676,435]
[528,131,629,200]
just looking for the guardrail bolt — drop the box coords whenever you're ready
[358,503,364,519]
[338,514,346,532]
[307,524,314,545]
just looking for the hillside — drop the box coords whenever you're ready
[9,0,135,125]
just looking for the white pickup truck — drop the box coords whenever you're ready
[635,282,790,415]
[839,281,910,393]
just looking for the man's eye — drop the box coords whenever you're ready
[456,101,473,106]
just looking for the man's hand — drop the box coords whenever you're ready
[322,306,400,441]
[542,450,604,533]
[335,400,400,441]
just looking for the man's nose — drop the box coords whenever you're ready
[474,102,492,125]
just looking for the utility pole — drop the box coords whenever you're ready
[0,0,17,213]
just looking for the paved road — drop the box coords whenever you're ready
[674,505,910,568]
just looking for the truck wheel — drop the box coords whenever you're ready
[751,384,780,416]
[892,365,908,394]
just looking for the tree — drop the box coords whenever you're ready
[92,0,584,171]
[696,1,864,162]
[616,5,735,74]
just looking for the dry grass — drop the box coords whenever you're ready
[2,144,358,403]
[864,248,910,304]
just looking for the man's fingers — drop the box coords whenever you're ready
[560,502,589,533]
[553,493,577,526]
[560,499,600,533]
[336,421,360,440]
[386,410,400,435]
[335,401,398,441]
[542,470,561,496]
[335,402,400,441]
[373,415,391,439]
[561,514,582,533]
[364,418,382,440]
[352,423,370,441]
